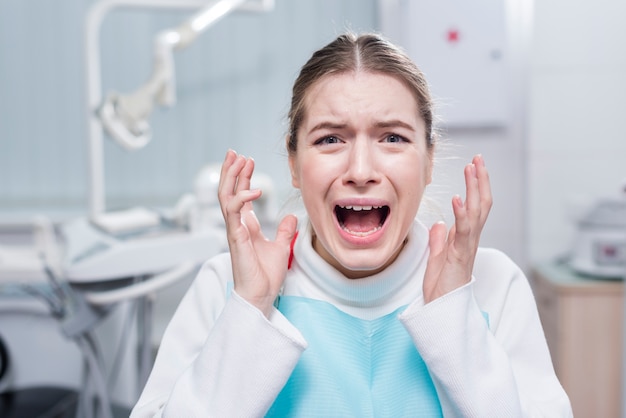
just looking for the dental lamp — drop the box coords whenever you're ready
[86,0,274,217]
[42,3,275,415]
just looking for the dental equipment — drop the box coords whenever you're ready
[82,0,272,395]
[79,0,274,364]
[85,0,274,218]
[568,184,626,279]
[0,218,134,418]
[80,0,275,301]
[0,2,275,416]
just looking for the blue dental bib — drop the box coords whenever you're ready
[266,296,443,417]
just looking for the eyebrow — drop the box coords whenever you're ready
[374,119,416,132]
[307,119,416,135]
[307,121,347,135]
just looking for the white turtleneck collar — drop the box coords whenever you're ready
[282,217,432,320]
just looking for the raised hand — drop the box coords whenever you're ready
[423,155,492,304]
[218,150,298,317]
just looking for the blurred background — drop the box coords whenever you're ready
[0,0,624,416]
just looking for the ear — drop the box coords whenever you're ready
[289,153,300,189]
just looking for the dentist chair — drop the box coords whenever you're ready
[0,220,139,418]
[0,332,78,418]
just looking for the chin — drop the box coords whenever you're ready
[335,252,392,278]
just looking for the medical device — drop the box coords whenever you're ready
[1,1,274,417]
[0,217,127,418]
[86,0,275,219]
[77,0,274,415]
[568,184,626,279]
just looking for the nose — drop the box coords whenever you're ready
[343,139,380,187]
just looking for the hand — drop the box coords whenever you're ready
[423,155,492,304]
[218,150,298,317]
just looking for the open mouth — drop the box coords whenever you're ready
[335,205,390,237]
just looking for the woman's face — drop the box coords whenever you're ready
[289,71,433,279]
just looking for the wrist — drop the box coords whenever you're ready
[234,288,277,318]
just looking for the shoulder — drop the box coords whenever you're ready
[473,247,523,279]
[197,251,233,280]
[472,247,532,312]
[193,252,233,292]
[183,252,233,315]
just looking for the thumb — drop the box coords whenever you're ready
[425,222,447,281]
[275,214,298,246]
[428,221,448,258]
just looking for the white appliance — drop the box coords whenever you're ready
[569,195,626,279]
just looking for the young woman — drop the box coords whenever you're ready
[131,32,572,417]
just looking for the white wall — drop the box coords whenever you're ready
[528,0,626,264]
[380,0,531,269]
[381,0,626,271]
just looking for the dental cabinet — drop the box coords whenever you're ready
[531,261,623,418]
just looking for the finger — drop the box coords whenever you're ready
[218,151,237,218]
[241,196,263,238]
[236,157,255,195]
[218,152,245,199]
[218,150,238,201]
[224,189,262,237]
[464,162,480,219]
[236,158,263,232]
[451,192,478,262]
[228,155,248,193]
[451,193,470,237]
[218,154,247,215]
[218,150,237,191]
[473,154,493,223]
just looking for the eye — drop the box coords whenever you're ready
[314,135,341,146]
[383,134,408,144]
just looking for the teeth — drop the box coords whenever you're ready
[341,225,382,236]
[339,205,380,211]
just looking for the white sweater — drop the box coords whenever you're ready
[131,220,572,417]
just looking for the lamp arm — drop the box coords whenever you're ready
[98,36,174,151]
[99,0,255,151]
[86,0,273,217]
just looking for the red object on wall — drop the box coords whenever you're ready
[446,28,460,43]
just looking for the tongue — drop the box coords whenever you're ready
[342,210,381,232]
